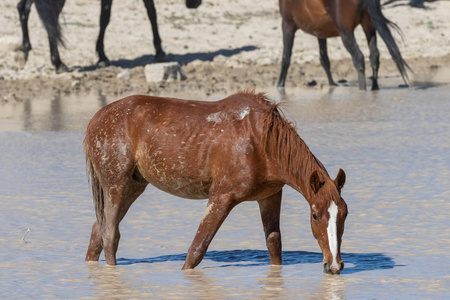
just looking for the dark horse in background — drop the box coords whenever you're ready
[16,0,202,72]
[278,0,411,90]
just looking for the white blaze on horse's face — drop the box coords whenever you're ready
[327,201,339,272]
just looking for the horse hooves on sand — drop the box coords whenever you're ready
[55,63,72,74]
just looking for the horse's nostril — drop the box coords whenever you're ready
[340,261,345,271]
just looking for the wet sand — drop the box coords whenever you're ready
[1,0,450,100]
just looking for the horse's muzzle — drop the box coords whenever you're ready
[323,261,344,275]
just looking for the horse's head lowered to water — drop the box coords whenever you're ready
[308,169,347,274]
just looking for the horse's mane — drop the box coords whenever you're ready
[242,91,330,199]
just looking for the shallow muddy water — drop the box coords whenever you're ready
[1,85,449,299]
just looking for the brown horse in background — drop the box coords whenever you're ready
[84,91,348,274]
[278,0,411,90]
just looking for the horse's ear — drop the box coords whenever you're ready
[334,168,346,192]
[310,170,324,194]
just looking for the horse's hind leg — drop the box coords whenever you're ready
[86,221,103,261]
[34,0,69,72]
[101,180,147,265]
[258,190,282,265]
[142,0,166,62]
[339,30,366,90]
[362,14,380,90]
[96,0,113,66]
[17,0,34,64]
[318,38,338,87]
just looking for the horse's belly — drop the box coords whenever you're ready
[292,1,340,38]
[296,15,339,38]
[146,176,210,200]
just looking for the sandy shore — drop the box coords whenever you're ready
[0,0,449,101]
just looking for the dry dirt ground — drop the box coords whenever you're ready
[0,0,449,101]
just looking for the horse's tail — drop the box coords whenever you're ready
[364,0,411,85]
[34,0,65,47]
[84,135,104,226]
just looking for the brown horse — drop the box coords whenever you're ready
[278,0,411,90]
[84,91,348,274]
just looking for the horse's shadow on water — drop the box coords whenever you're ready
[77,46,258,72]
[116,250,398,275]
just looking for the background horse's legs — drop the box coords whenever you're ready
[142,0,166,62]
[96,0,113,66]
[339,30,366,90]
[362,15,380,90]
[318,38,338,87]
[17,0,34,63]
[277,20,296,88]
[182,195,237,270]
[34,0,68,72]
[257,190,283,265]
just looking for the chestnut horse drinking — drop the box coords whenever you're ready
[278,0,410,90]
[84,91,348,274]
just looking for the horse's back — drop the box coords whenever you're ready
[85,92,276,200]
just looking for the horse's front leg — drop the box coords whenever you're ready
[182,195,237,270]
[96,0,113,66]
[257,189,283,265]
[142,0,166,62]
[277,20,296,88]
[17,0,34,63]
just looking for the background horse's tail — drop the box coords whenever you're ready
[84,138,104,226]
[364,0,411,85]
[34,0,65,47]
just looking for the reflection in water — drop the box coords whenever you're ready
[315,274,347,300]
[259,266,286,299]
[86,262,134,298]
[184,269,225,299]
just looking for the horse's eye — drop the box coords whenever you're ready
[312,213,318,221]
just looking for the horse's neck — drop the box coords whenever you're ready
[282,138,329,200]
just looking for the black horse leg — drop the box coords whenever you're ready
[362,24,380,90]
[277,20,296,88]
[17,0,34,62]
[340,30,366,90]
[96,0,113,66]
[142,0,166,62]
[318,38,338,86]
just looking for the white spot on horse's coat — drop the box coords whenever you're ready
[327,201,339,270]
[206,112,227,124]
[237,107,250,120]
